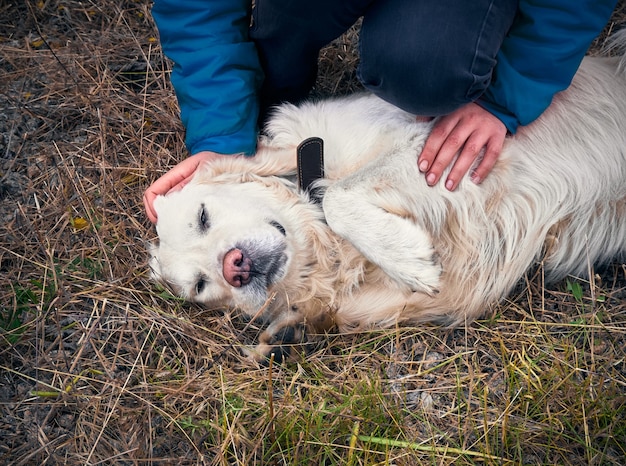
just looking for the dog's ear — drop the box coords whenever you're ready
[253,142,298,176]
[195,144,297,180]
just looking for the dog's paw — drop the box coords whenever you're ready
[250,318,307,364]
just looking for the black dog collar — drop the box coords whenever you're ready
[296,137,325,203]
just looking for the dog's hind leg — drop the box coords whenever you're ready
[323,153,442,295]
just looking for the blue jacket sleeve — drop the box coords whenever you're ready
[151,0,263,155]
[479,0,617,133]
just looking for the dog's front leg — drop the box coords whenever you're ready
[252,310,308,364]
[323,154,442,295]
[246,299,335,364]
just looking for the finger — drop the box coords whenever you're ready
[418,118,454,173]
[143,152,221,223]
[425,126,472,186]
[165,173,194,195]
[143,174,184,224]
[145,171,185,201]
[143,156,204,218]
[444,134,487,190]
[144,168,197,222]
[153,157,201,194]
[142,164,193,224]
[143,189,158,224]
[470,137,505,184]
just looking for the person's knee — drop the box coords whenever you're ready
[252,0,368,108]
[357,0,501,117]
[358,40,492,116]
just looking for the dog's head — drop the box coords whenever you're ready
[149,160,325,319]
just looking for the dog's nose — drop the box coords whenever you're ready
[223,248,252,287]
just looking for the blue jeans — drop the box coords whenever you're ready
[250,0,518,116]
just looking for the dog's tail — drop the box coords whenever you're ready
[604,28,626,73]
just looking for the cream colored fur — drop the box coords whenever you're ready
[151,48,626,353]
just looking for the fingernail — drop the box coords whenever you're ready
[471,174,480,184]
[426,173,436,185]
[445,179,454,190]
[419,160,429,172]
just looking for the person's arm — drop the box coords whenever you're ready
[419,0,617,190]
[145,1,262,223]
[151,0,262,155]
[479,0,618,133]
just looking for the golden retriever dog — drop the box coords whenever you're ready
[150,36,626,360]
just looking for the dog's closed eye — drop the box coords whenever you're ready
[199,204,210,231]
[269,220,286,236]
[195,277,207,294]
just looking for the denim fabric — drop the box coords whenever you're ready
[251,0,518,116]
[250,0,374,114]
[358,0,518,115]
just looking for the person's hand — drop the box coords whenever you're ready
[417,102,507,191]
[144,151,226,223]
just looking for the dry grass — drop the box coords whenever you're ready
[1,1,625,464]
